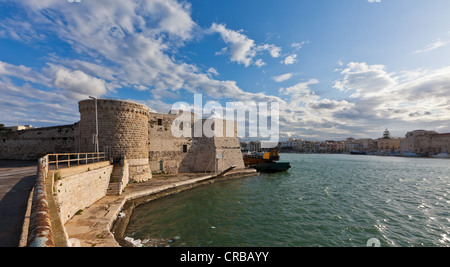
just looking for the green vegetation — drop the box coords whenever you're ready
[54,172,62,182]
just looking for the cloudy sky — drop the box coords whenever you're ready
[1,0,450,140]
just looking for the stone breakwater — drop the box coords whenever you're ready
[63,169,258,247]
[26,157,54,247]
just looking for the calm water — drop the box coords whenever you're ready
[125,154,450,247]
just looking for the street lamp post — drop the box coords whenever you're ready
[89,96,99,155]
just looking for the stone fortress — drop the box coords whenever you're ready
[1,98,246,182]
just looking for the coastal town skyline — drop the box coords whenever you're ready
[242,128,450,155]
[1,0,450,140]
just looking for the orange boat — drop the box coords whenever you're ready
[243,149,291,172]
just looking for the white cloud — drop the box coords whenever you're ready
[277,78,361,140]
[331,62,450,125]
[279,79,320,101]
[0,70,80,126]
[0,19,45,43]
[209,23,256,67]
[141,0,196,40]
[277,42,308,66]
[308,99,354,111]
[0,60,51,85]
[413,39,449,54]
[283,54,297,65]
[254,59,266,67]
[256,44,282,58]
[54,68,107,100]
[333,62,396,97]
[291,41,307,51]
[272,73,295,83]
[276,62,450,140]
[1,0,282,107]
[19,0,196,41]
[4,0,449,139]
[209,23,282,67]
[207,67,219,76]
[268,46,282,58]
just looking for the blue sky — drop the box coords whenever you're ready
[1,0,450,140]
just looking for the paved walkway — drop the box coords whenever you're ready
[0,160,37,247]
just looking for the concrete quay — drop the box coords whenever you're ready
[63,169,259,247]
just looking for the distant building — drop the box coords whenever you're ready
[378,138,402,152]
[337,141,346,152]
[377,129,402,152]
[400,130,450,155]
[430,133,450,154]
[325,141,338,153]
[345,137,377,152]
[4,125,36,131]
[248,141,262,152]
[280,139,304,151]
[304,141,317,153]
[240,141,249,151]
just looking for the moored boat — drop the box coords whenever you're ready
[350,151,367,155]
[243,149,291,172]
[402,151,420,157]
[251,162,292,172]
[432,151,449,158]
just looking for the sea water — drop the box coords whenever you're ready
[124,154,450,247]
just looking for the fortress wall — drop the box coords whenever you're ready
[0,124,79,160]
[179,135,217,173]
[52,164,113,225]
[214,138,246,171]
[1,101,245,176]
[213,119,246,171]
[79,99,152,182]
[148,115,245,174]
[178,119,245,173]
[148,112,192,174]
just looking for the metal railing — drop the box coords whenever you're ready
[47,152,107,169]
[26,152,108,247]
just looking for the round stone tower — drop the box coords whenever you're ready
[79,99,152,182]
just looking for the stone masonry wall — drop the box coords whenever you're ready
[79,99,152,182]
[178,119,245,173]
[179,135,216,173]
[1,100,245,177]
[0,124,79,160]
[213,119,245,171]
[53,164,113,225]
[431,134,450,154]
[119,159,129,195]
[79,100,149,160]
[148,115,245,174]
[148,112,192,174]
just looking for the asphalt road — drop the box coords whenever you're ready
[0,160,37,247]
